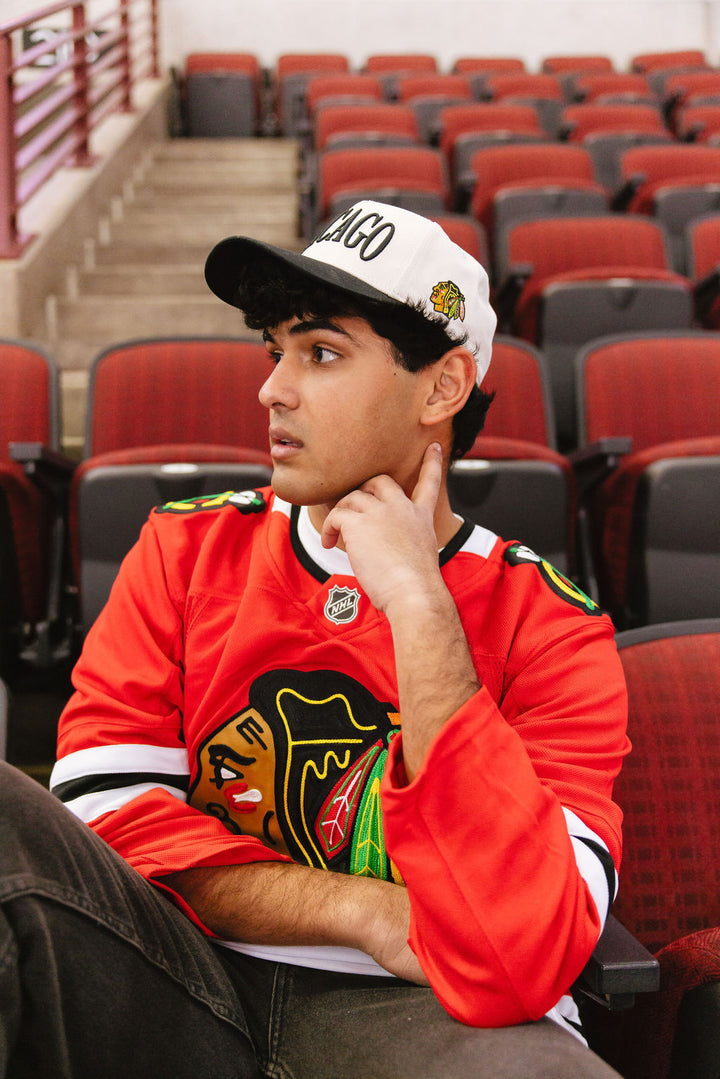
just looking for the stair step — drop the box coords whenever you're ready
[77,265,210,296]
[91,231,304,264]
[55,296,254,350]
[152,137,299,162]
[52,135,298,445]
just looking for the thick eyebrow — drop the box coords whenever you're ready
[263,318,357,345]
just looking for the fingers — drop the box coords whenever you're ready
[320,442,443,550]
[411,442,443,512]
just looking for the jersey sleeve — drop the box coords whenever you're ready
[51,510,291,906]
[380,573,629,1028]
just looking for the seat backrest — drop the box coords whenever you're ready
[439,103,543,154]
[506,214,671,281]
[469,143,596,223]
[396,75,472,103]
[631,50,707,74]
[364,54,438,74]
[662,70,720,106]
[318,146,449,216]
[429,214,489,265]
[479,336,556,446]
[453,57,526,75]
[675,103,720,141]
[0,339,59,454]
[573,72,653,103]
[576,330,720,447]
[542,55,614,75]
[685,211,720,278]
[305,75,383,115]
[620,143,720,185]
[562,103,665,139]
[315,103,418,149]
[85,338,271,457]
[186,52,260,77]
[612,620,720,954]
[485,73,563,101]
[276,54,349,79]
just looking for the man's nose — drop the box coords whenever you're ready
[258,359,298,410]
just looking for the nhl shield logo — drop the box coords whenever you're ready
[324,585,361,625]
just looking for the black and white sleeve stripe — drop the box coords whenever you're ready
[563,807,618,925]
[50,744,190,822]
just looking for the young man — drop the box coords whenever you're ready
[0,202,628,1078]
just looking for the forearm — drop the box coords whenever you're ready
[162,860,426,982]
[386,584,479,782]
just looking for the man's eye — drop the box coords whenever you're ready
[313,346,338,363]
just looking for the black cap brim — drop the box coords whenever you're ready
[204,236,400,309]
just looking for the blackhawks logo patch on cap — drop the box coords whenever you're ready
[430,280,466,322]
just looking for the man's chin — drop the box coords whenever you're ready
[270,470,330,508]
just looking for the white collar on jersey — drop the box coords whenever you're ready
[272,498,498,580]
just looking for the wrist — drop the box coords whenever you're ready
[384,577,454,627]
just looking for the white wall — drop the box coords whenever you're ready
[3,0,720,74]
[158,0,720,73]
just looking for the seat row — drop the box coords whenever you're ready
[176,48,716,139]
[1,331,718,682]
[301,119,720,244]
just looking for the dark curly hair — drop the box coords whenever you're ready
[232,254,493,459]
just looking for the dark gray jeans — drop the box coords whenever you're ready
[0,762,622,1078]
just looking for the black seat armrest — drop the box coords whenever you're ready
[610,172,646,212]
[454,168,477,213]
[9,441,76,481]
[577,914,660,1012]
[693,264,720,322]
[494,262,534,330]
[570,437,633,500]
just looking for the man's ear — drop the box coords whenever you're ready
[421,347,477,428]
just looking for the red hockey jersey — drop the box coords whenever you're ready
[51,488,629,1029]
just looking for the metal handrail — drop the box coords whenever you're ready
[0,0,160,257]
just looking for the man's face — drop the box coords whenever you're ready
[258,315,431,508]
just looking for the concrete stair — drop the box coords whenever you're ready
[47,137,301,455]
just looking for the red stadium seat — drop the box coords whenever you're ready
[395,75,473,142]
[0,340,66,662]
[184,53,262,137]
[451,57,526,100]
[314,104,419,150]
[541,55,614,75]
[483,72,564,136]
[584,620,720,1078]
[274,54,350,135]
[438,103,545,188]
[685,212,720,325]
[615,143,720,267]
[448,337,576,570]
[468,144,608,272]
[575,331,720,624]
[572,72,656,105]
[311,146,450,234]
[72,338,274,633]
[499,216,693,445]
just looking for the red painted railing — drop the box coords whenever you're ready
[0,0,160,257]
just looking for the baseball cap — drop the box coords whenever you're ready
[204,200,497,383]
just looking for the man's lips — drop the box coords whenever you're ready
[269,426,303,460]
